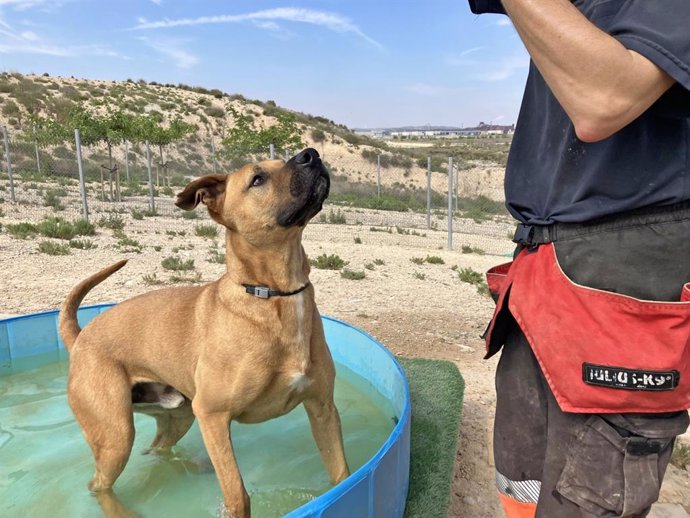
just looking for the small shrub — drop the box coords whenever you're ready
[114,229,143,253]
[208,242,225,264]
[425,255,445,265]
[327,209,347,224]
[354,237,362,244]
[180,210,198,219]
[477,283,491,297]
[458,267,490,296]
[6,222,39,239]
[204,105,225,118]
[169,271,202,284]
[311,128,326,143]
[672,442,690,470]
[370,226,392,234]
[142,273,164,286]
[98,213,125,230]
[373,258,385,266]
[195,224,218,238]
[37,217,94,240]
[162,256,195,271]
[365,263,375,271]
[458,267,484,285]
[38,240,70,255]
[310,254,347,270]
[72,219,96,236]
[410,257,425,265]
[130,208,145,220]
[414,272,426,280]
[42,190,65,211]
[69,239,96,250]
[461,245,486,255]
[341,269,365,280]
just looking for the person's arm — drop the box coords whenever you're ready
[501,0,675,143]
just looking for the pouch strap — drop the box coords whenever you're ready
[513,224,558,246]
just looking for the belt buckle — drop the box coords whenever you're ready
[513,224,535,246]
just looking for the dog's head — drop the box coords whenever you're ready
[175,148,330,243]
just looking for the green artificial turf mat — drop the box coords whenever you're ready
[399,357,465,518]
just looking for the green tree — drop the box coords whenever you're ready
[131,115,195,187]
[220,107,305,163]
[20,115,68,175]
[66,107,137,201]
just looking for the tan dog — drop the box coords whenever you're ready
[58,148,350,518]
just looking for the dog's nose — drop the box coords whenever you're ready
[294,148,320,166]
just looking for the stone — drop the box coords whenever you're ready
[648,503,690,518]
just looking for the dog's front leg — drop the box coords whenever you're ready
[95,489,140,518]
[304,397,350,485]
[194,406,249,518]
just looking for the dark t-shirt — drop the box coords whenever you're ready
[469,0,690,224]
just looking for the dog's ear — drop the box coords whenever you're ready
[175,174,228,212]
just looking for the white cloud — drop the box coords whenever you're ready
[19,29,37,40]
[138,36,198,69]
[130,7,384,51]
[150,0,162,5]
[0,0,66,11]
[444,47,484,67]
[0,16,128,58]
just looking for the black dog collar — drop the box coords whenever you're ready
[242,283,310,299]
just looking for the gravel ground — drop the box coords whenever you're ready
[1,210,688,517]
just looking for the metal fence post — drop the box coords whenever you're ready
[74,129,89,223]
[447,157,453,250]
[34,141,41,176]
[377,154,381,200]
[2,126,15,202]
[269,143,275,160]
[145,141,156,213]
[124,140,130,181]
[426,156,431,229]
[211,138,218,173]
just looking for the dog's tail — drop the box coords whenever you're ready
[58,260,128,352]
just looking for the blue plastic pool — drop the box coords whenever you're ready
[0,305,410,517]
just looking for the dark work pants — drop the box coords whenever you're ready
[493,202,690,517]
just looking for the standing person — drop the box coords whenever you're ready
[469,1,690,517]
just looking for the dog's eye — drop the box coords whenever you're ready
[251,175,265,188]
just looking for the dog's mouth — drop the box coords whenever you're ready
[278,150,330,228]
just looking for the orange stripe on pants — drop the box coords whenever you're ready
[498,493,537,518]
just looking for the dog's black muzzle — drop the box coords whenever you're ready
[278,148,330,227]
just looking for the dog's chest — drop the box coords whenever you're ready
[288,371,312,393]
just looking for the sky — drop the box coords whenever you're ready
[0,0,530,129]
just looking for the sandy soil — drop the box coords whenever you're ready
[1,210,688,518]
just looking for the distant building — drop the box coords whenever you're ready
[354,123,515,140]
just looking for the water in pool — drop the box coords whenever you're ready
[0,353,395,517]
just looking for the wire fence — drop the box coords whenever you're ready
[0,126,515,256]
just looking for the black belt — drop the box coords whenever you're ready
[513,201,690,247]
[513,224,558,246]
